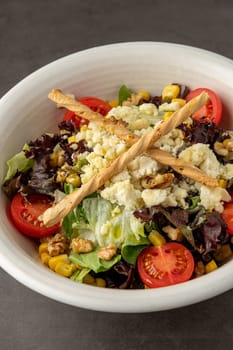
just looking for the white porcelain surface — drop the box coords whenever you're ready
[1,42,233,313]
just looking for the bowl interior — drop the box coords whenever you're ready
[1,42,233,312]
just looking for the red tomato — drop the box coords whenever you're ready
[185,88,222,125]
[137,242,194,288]
[63,96,111,129]
[10,194,60,238]
[222,201,233,234]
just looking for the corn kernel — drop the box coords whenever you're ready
[148,230,166,246]
[108,99,119,108]
[68,135,77,144]
[162,84,180,101]
[95,278,106,288]
[65,173,81,187]
[163,112,173,120]
[138,91,150,101]
[40,252,50,265]
[83,274,96,285]
[205,260,218,274]
[80,125,88,131]
[39,243,48,256]
[48,254,70,271]
[172,98,186,107]
[55,262,73,277]
[218,179,227,188]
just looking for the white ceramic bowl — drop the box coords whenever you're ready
[1,42,233,313]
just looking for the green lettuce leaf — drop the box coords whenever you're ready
[118,85,132,105]
[121,235,150,265]
[4,144,34,182]
[70,268,91,283]
[62,184,89,240]
[69,250,121,273]
[82,197,146,247]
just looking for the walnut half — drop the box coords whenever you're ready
[141,173,174,189]
[97,245,117,261]
[47,233,68,257]
[70,237,94,253]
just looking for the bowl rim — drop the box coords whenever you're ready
[1,41,233,313]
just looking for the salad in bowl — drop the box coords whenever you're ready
[3,82,233,290]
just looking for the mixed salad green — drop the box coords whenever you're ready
[3,83,233,289]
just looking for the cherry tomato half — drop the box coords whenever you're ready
[221,201,233,234]
[10,193,60,238]
[185,88,222,125]
[137,242,195,288]
[63,96,111,129]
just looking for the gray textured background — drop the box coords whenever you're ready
[1,1,233,349]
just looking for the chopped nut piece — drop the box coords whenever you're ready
[70,237,94,253]
[122,93,143,106]
[47,233,68,257]
[194,261,205,277]
[98,245,117,261]
[214,141,228,156]
[162,225,183,241]
[141,173,174,189]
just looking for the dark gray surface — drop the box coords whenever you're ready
[1,1,233,349]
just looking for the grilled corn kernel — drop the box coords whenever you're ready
[163,111,173,120]
[95,278,106,288]
[65,173,81,187]
[39,243,49,255]
[50,151,65,167]
[83,274,96,285]
[205,260,218,274]
[109,99,119,108]
[40,252,50,265]
[80,125,88,131]
[214,244,233,263]
[148,230,166,246]
[218,179,227,188]
[68,135,77,144]
[223,138,231,147]
[162,84,180,101]
[48,254,70,271]
[172,98,186,107]
[138,91,150,101]
[55,262,73,277]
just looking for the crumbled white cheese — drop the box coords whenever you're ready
[127,155,161,180]
[199,186,231,212]
[159,101,180,112]
[139,103,158,116]
[100,180,142,209]
[221,163,233,180]
[163,185,188,208]
[109,104,160,130]
[141,188,169,207]
[76,122,127,183]
[179,143,221,178]
[154,129,184,156]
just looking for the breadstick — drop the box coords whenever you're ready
[49,89,136,144]
[49,89,217,186]
[146,148,218,187]
[42,91,209,226]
